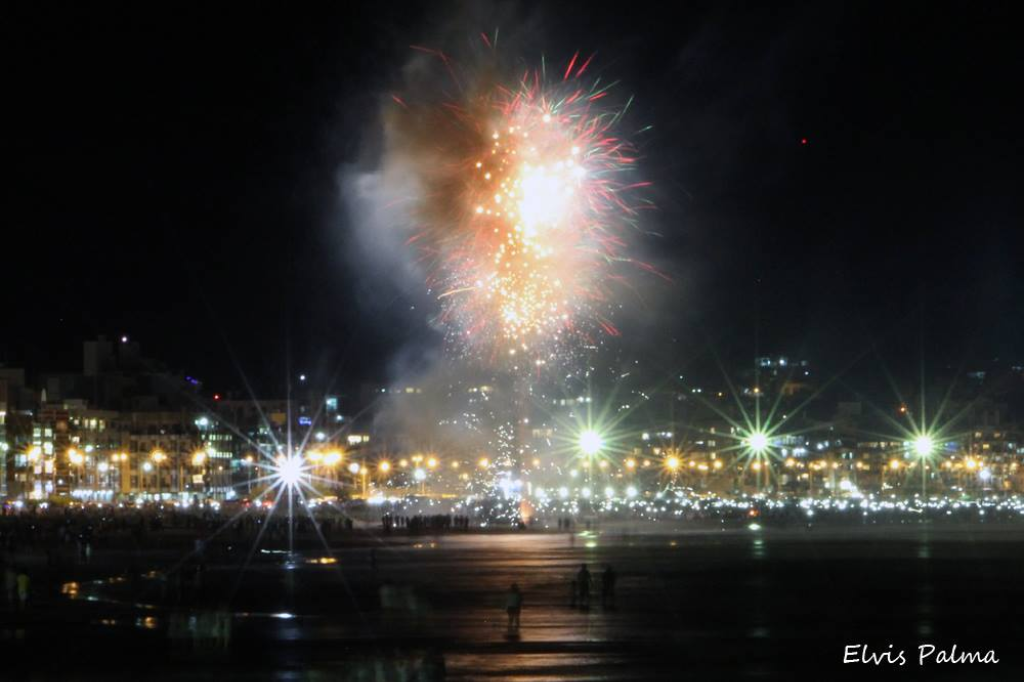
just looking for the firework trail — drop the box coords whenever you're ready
[387,41,653,364]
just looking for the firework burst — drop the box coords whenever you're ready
[390,45,652,362]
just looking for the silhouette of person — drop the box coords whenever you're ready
[505,583,523,630]
[576,564,591,609]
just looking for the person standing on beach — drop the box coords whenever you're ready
[576,564,591,609]
[505,583,523,630]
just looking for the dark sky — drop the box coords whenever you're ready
[4,2,1021,395]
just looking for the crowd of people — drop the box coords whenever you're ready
[569,563,617,610]
[381,513,472,532]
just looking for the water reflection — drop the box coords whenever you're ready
[40,528,1024,680]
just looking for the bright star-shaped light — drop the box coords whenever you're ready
[579,429,604,457]
[273,454,306,488]
[745,431,769,455]
[913,435,935,458]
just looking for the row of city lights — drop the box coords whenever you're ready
[22,430,975,492]
[26,446,211,473]
[34,432,957,474]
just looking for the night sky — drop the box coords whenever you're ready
[4,2,1021,394]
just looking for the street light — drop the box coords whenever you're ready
[963,456,980,493]
[745,431,769,454]
[321,450,343,489]
[743,430,771,493]
[24,446,41,496]
[243,454,255,494]
[276,454,304,488]
[68,448,85,495]
[109,453,128,497]
[913,436,934,459]
[96,461,109,494]
[191,450,208,497]
[911,435,935,496]
[346,461,363,496]
[883,458,902,493]
[151,450,167,497]
[578,429,605,490]
[579,430,604,458]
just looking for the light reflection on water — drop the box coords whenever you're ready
[45,528,1024,680]
[446,652,628,681]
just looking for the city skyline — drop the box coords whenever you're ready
[4,334,1022,503]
